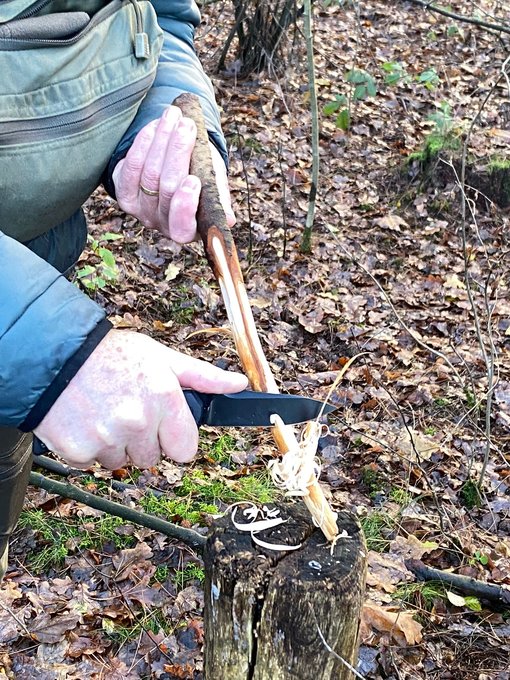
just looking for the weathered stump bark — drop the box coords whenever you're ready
[204,504,366,679]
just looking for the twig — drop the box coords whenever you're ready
[28,472,206,550]
[300,0,319,253]
[33,455,164,498]
[457,60,509,487]
[404,0,510,35]
[0,600,32,639]
[316,623,367,679]
[277,140,289,259]
[233,119,254,261]
[406,558,510,605]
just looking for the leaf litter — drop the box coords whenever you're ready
[2,0,510,677]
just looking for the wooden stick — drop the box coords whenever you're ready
[174,93,338,541]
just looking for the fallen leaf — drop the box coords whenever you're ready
[446,591,466,607]
[112,542,153,581]
[30,612,80,644]
[362,602,423,646]
[165,263,181,281]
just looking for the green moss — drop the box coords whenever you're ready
[18,509,134,572]
[175,469,277,505]
[408,132,461,165]
[202,433,237,463]
[174,563,205,590]
[488,156,510,172]
[360,511,395,552]
[361,465,386,498]
[139,493,217,525]
[394,581,447,610]
[390,488,413,506]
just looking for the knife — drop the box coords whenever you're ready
[32,390,335,455]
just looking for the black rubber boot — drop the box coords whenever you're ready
[0,427,33,581]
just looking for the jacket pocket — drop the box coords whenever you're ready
[0,0,163,242]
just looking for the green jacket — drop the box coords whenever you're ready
[0,0,227,429]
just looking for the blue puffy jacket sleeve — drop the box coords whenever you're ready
[104,0,227,194]
[0,231,111,429]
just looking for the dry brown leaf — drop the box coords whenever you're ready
[112,542,153,581]
[30,612,80,644]
[367,551,413,593]
[362,602,423,646]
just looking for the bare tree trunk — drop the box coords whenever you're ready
[219,0,299,76]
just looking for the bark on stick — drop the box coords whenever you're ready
[173,93,338,541]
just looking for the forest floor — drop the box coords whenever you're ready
[1,1,509,678]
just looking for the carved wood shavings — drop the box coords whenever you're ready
[231,505,302,551]
[268,419,324,497]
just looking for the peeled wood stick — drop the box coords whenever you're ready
[174,93,338,541]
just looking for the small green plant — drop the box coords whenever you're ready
[417,67,440,90]
[381,61,411,86]
[409,102,460,165]
[324,69,377,131]
[471,550,489,566]
[360,511,395,552]
[152,565,170,584]
[174,563,205,590]
[18,508,133,572]
[460,480,482,509]
[76,233,122,291]
[390,488,412,506]
[424,426,436,435]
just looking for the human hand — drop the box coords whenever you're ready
[112,105,235,243]
[34,330,248,470]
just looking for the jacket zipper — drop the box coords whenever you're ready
[2,0,150,58]
[0,73,154,146]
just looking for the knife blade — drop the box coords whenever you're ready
[32,390,335,455]
[183,389,335,427]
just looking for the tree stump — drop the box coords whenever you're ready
[203,503,367,679]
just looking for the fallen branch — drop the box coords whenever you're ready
[29,471,206,551]
[174,92,339,541]
[404,0,510,36]
[406,558,510,605]
[33,455,164,497]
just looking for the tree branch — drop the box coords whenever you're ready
[405,0,510,36]
[406,558,510,605]
[29,471,206,551]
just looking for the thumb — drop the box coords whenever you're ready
[168,350,249,393]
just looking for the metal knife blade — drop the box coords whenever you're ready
[32,390,336,456]
[184,390,335,427]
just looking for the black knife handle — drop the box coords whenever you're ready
[32,389,213,456]
[184,389,209,427]
[33,436,49,456]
